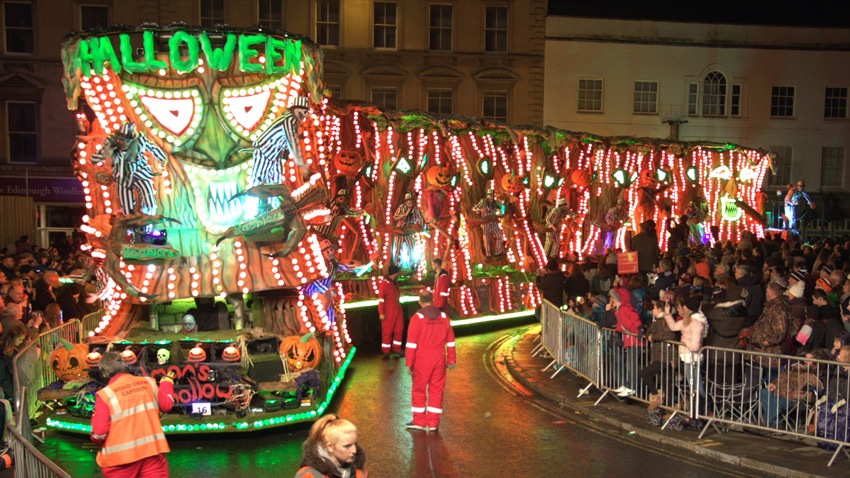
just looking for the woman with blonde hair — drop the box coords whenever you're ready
[295,414,367,478]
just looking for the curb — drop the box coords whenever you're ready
[502,328,831,478]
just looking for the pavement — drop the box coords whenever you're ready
[504,324,850,478]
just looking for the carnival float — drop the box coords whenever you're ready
[40,24,772,435]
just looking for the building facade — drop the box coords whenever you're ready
[544,16,850,220]
[0,0,544,248]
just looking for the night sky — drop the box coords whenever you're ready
[547,0,850,28]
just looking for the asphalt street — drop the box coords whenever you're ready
[36,325,755,477]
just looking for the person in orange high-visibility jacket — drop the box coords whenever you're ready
[431,259,451,312]
[378,264,405,358]
[405,291,456,432]
[91,351,176,478]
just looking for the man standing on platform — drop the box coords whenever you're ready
[784,180,815,240]
[599,199,628,254]
[378,265,405,359]
[543,198,576,259]
[431,259,450,312]
[472,189,505,258]
[405,291,456,432]
[91,352,176,477]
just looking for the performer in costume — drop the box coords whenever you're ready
[685,198,708,245]
[92,122,167,216]
[392,193,426,270]
[472,189,505,257]
[784,180,814,238]
[313,188,363,241]
[302,239,356,327]
[598,199,628,254]
[543,197,577,259]
[248,97,311,187]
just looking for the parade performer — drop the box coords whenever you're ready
[249,97,311,187]
[301,239,357,327]
[296,414,368,478]
[784,180,815,236]
[92,122,167,216]
[91,352,176,478]
[472,189,505,257]
[685,198,709,245]
[392,193,426,270]
[431,259,451,312]
[598,199,627,253]
[313,189,362,241]
[543,198,577,259]
[405,292,456,432]
[378,264,405,358]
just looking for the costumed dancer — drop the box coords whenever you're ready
[378,264,405,358]
[248,97,311,186]
[685,198,708,245]
[598,199,627,254]
[392,193,426,270]
[92,122,167,217]
[405,291,456,432]
[472,189,505,257]
[431,258,451,312]
[784,180,814,238]
[91,352,176,477]
[301,239,356,327]
[543,197,577,259]
[313,188,363,241]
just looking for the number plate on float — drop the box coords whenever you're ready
[191,402,212,416]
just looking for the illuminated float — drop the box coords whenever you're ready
[45,24,772,434]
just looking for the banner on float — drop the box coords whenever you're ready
[617,252,639,274]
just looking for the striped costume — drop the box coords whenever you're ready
[249,109,306,187]
[313,203,360,240]
[93,131,166,216]
[544,206,573,259]
[472,197,504,257]
[598,206,627,253]
[392,204,426,270]
[301,261,353,325]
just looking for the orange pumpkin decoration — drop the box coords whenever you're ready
[222,344,241,362]
[120,348,137,365]
[570,169,593,188]
[50,340,89,382]
[86,350,103,367]
[188,344,207,363]
[501,174,524,194]
[279,333,322,371]
[426,166,453,189]
[334,150,363,175]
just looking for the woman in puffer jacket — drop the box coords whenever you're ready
[663,295,708,404]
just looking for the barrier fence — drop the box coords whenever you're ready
[80,309,104,338]
[537,300,850,467]
[1,398,71,478]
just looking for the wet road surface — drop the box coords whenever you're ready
[37,325,756,477]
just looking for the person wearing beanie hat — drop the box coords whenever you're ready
[378,265,405,358]
[815,277,833,293]
[789,270,807,284]
[819,264,834,278]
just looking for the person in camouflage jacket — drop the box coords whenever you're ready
[748,282,791,367]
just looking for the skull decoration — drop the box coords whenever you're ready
[156,348,171,365]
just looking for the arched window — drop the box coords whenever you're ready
[702,71,727,116]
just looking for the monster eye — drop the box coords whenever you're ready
[140,95,196,136]
[121,84,204,147]
[222,89,271,134]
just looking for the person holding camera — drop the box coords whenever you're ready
[639,300,678,410]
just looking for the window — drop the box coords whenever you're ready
[325,84,342,99]
[80,5,108,30]
[825,87,848,119]
[687,82,698,116]
[371,87,397,110]
[767,146,792,186]
[485,6,508,53]
[482,90,508,122]
[6,101,37,163]
[771,85,795,118]
[577,79,603,113]
[427,88,452,115]
[316,0,340,46]
[633,81,658,114]
[258,0,283,30]
[731,84,742,117]
[429,4,452,51]
[200,0,225,26]
[821,147,845,188]
[702,71,726,116]
[373,2,396,49]
[3,1,33,53]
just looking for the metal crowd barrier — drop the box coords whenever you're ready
[3,397,71,478]
[80,308,104,338]
[12,320,81,425]
[537,300,850,466]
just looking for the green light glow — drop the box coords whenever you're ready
[479,159,490,175]
[451,309,535,326]
[396,157,412,174]
[342,296,419,310]
[612,169,627,185]
[543,175,556,189]
[656,169,668,182]
[686,166,698,183]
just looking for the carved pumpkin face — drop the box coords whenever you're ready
[501,174,524,194]
[334,150,363,175]
[50,343,89,381]
[188,344,207,363]
[86,351,103,367]
[121,348,137,365]
[570,169,592,188]
[222,344,241,362]
[279,333,322,371]
[426,166,453,189]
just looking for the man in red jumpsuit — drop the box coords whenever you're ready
[378,264,405,359]
[91,351,176,477]
[431,259,451,312]
[405,291,456,432]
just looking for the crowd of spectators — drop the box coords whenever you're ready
[536,223,850,436]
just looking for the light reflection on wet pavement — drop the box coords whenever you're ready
[37,326,741,477]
